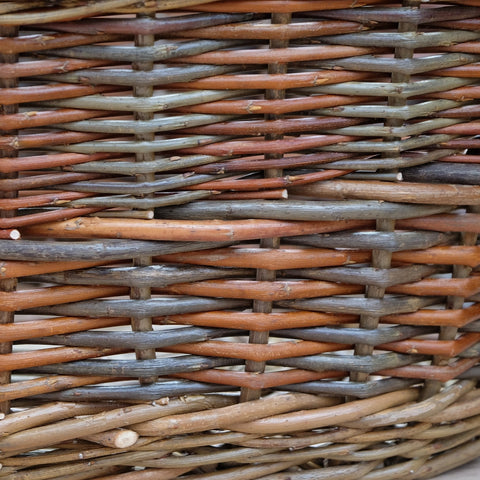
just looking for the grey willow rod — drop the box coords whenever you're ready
[0,239,235,261]
[155,200,451,221]
[31,265,251,288]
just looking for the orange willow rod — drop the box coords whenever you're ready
[0,59,111,79]
[0,346,126,372]
[169,70,373,90]
[0,259,113,279]
[0,191,94,210]
[0,171,103,192]
[378,358,479,382]
[383,303,480,328]
[397,213,480,233]
[292,180,480,205]
[184,170,350,191]
[392,246,480,268]
[0,152,117,174]
[178,135,359,156]
[165,340,348,362]
[439,155,480,163]
[155,311,357,331]
[431,64,480,78]
[0,84,121,106]
[0,285,127,311]
[173,45,380,65]
[177,116,363,136]
[153,279,363,301]
[0,375,122,402]
[431,121,480,135]
[155,246,370,270]
[428,85,480,101]
[0,207,103,229]
[175,18,365,41]
[22,217,372,242]
[387,276,480,297]
[0,317,129,342]
[0,108,111,131]
[0,131,108,151]
[0,32,119,54]
[380,333,480,357]
[175,95,370,115]
[0,229,20,240]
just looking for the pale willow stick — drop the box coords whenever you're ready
[0,0,138,25]
[0,396,234,455]
[81,429,139,449]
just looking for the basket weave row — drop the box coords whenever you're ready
[1,0,480,479]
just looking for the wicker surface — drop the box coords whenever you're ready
[1,0,480,478]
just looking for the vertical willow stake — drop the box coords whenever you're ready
[240,11,292,403]
[0,25,19,414]
[130,8,157,385]
[349,0,420,387]
[422,205,479,399]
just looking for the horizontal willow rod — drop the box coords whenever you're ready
[26,355,244,377]
[155,200,451,221]
[317,6,480,24]
[68,190,213,210]
[0,239,233,261]
[271,352,424,375]
[299,77,474,99]
[272,325,434,346]
[26,297,249,318]
[31,379,234,402]
[51,134,231,154]
[279,296,440,317]
[42,64,243,87]
[291,180,480,205]
[32,265,250,288]
[322,149,457,171]
[402,162,480,185]
[321,30,480,49]
[59,172,231,194]
[1,316,128,342]
[68,154,227,174]
[48,39,242,63]
[188,0,389,13]
[155,246,370,270]
[280,378,418,399]
[32,326,242,349]
[0,0,138,24]
[37,89,249,113]
[55,113,235,135]
[315,53,479,76]
[22,217,371,242]
[37,12,254,35]
[286,231,455,252]
[286,264,442,288]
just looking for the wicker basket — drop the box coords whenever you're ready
[2,0,480,478]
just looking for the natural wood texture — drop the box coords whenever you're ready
[2,0,480,477]
[22,217,370,241]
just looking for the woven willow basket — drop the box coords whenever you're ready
[2,1,480,479]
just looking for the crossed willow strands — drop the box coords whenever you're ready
[2,0,480,479]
